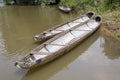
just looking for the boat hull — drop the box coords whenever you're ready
[33,12,94,41]
[58,6,72,13]
[15,16,102,69]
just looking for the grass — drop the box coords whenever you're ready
[59,0,120,41]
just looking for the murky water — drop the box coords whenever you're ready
[0,6,120,80]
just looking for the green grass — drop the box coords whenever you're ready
[59,0,120,20]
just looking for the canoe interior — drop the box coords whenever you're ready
[33,19,100,53]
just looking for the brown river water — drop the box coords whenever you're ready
[0,6,120,80]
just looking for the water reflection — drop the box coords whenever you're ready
[102,36,120,59]
[22,29,99,80]
[0,6,75,56]
[0,6,78,80]
[49,32,120,80]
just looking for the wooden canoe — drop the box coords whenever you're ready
[15,16,101,69]
[58,6,72,13]
[33,12,94,41]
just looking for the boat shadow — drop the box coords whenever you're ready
[101,34,120,60]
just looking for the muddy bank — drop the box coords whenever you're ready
[100,21,120,41]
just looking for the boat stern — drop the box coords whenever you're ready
[15,53,48,69]
[33,35,41,41]
[15,54,37,69]
[15,61,29,69]
[33,32,52,41]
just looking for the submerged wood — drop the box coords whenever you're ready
[33,12,94,41]
[15,16,102,69]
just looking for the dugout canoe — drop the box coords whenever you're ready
[15,16,101,69]
[58,6,72,13]
[33,12,94,41]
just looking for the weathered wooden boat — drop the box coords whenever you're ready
[33,12,94,41]
[15,16,101,69]
[58,6,72,13]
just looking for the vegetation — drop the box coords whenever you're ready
[59,0,77,7]
[59,0,120,21]
[59,0,120,41]
[59,0,120,11]
[3,0,59,5]
[104,0,120,10]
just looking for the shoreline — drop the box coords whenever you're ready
[100,21,120,42]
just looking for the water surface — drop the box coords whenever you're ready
[0,6,120,80]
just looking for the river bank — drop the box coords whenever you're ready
[81,7,120,42]
[75,9,120,41]
[100,20,120,41]
[99,10,120,42]
[59,0,120,41]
